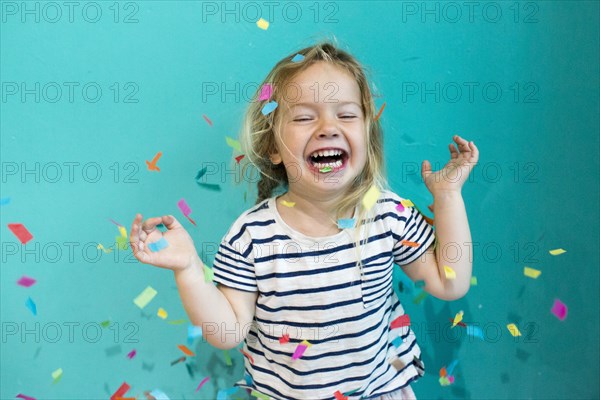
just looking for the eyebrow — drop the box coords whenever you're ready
[289,101,362,109]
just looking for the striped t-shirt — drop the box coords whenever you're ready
[212,190,436,400]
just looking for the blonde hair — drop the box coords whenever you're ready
[238,38,390,273]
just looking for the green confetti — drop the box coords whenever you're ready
[413,290,428,305]
[115,235,128,250]
[204,266,215,283]
[223,350,232,366]
[225,137,242,152]
[100,320,110,328]
[250,390,269,400]
[167,319,187,325]
[470,276,478,286]
[319,166,333,173]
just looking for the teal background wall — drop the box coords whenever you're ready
[1,1,598,399]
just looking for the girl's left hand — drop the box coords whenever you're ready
[422,135,479,211]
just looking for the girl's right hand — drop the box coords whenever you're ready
[130,213,198,272]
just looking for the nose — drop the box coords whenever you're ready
[317,117,340,138]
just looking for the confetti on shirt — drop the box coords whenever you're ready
[148,238,169,252]
[337,218,355,229]
[334,390,348,400]
[292,340,311,360]
[507,323,521,337]
[258,83,272,100]
[261,101,278,116]
[291,53,304,62]
[413,290,428,305]
[8,223,33,244]
[551,298,568,320]
[170,356,186,366]
[256,18,269,30]
[448,317,466,328]
[133,286,157,309]
[549,248,566,255]
[51,368,63,384]
[17,275,36,287]
[524,266,541,279]
[395,202,405,212]
[390,314,411,329]
[401,199,414,207]
[157,308,168,319]
[362,185,380,210]
[251,390,270,400]
[97,243,113,253]
[239,348,255,364]
[279,333,290,344]
[118,225,127,238]
[401,240,419,247]
[443,265,456,280]
[26,297,37,316]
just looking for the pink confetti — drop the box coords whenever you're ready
[17,276,36,287]
[551,298,568,321]
[127,349,136,359]
[291,344,307,360]
[258,84,272,101]
[8,223,33,244]
[395,203,405,212]
[196,376,210,392]
[203,114,213,126]
[16,394,36,400]
[177,199,192,216]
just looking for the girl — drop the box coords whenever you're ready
[130,41,479,400]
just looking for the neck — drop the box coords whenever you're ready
[281,187,352,223]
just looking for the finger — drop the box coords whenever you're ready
[162,215,184,230]
[449,143,458,159]
[130,213,142,250]
[468,141,479,162]
[141,216,164,234]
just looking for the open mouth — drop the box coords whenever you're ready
[307,148,349,172]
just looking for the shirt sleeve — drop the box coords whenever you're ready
[385,191,437,266]
[212,218,257,292]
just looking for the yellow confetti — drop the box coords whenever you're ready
[452,310,464,328]
[225,136,242,152]
[97,243,113,253]
[133,286,157,309]
[281,200,296,207]
[256,18,269,30]
[157,308,168,319]
[362,185,380,210]
[507,323,521,337]
[301,339,312,348]
[118,225,127,238]
[470,276,477,286]
[400,199,414,208]
[51,368,63,383]
[443,265,456,280]
[524,267,541,279]
[549,248,566,256]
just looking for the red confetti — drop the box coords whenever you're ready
[8,223,33,244]
[448,318,467,328]
[110,382,130,400]
[235,154,245,163]
[390,314,411,329]
[334,390,348,400]
[203,114,213,126]
[279,333,290,344]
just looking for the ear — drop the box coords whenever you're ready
[269,151,282,165]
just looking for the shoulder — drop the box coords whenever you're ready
[376,189,412,214]
[221,197,277,245]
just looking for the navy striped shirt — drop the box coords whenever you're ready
[212,190,436,400]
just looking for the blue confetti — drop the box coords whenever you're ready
[0,197,10,205]
[148,237,169,252]
[261,101,278,116]
[337,218,356,229]
[391,336,403,348]
[26,297,37,316]
[188,324,203,344]
[466,324,485,340]
[446,359,459,375]
[291,53,305,62]
[149,389,170,400]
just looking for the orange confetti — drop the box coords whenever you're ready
[146,152,162,172]
[401,240,420,248]
[374,102,386,121]
[177,344,195,356]
[239,348,254,364]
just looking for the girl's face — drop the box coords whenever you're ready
[270,61,367,197]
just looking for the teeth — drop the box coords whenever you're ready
[310,149,343,158]
[313,159,343,169]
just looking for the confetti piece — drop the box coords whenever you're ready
[280,200,295,207]
[196,376,210,392]
[251,390,270,400]
[148,237,169,252]
[391,336,404,348]
[258,83,272,101]
[223,350,232,366]
[334,391,348,400]
[389,356,405,371]
[178,344,195,356]
[401,240,419,247]
[401,199,414,207]
[362,185,380,210]
[188,324,203,344]
[178,198,192,216]
[395,202,405,212]
[203,114,213,126]
[235,154,245,163]
[319,166,333,173]
[226,137,242,152]
[127,349,136,359]
[470,276,478,286]
[279,333,290,344]
[291,53,304,62]
[374,102,386,121]
[16,394,36,400]
[239,348,255,364]
[507,323,521,337]
[100,320,111,328]
[115,235,128,250]
[467,324,484,340]
[203,266,215,283]
[439,376,451,386]
[195,167,208,180]
[26,297,37,316]
[444,265,456,280]
[148,389,170,400]
[261,101,278,116]
[390,314,411,329]
[551,298,568,320]
[167,319,186,325]
[549,248,566,256]
[17,275,36,287]
[118,225,127,238]
[196,183,222,191]
[337,218,355,229]
[452,311,464,328]
[133,286,157,309]
[524,266,541,279]
[157,308,168,319]
[439,366,447,377]
[8,223,33,244]
[448,318,466,328]
[413,290,428,304]
[256,17,269,29]
[291,340,311,360]
[170,356,186,366]
[97,243,113,253]
[146,152,162,172]
[51,368,63,384]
